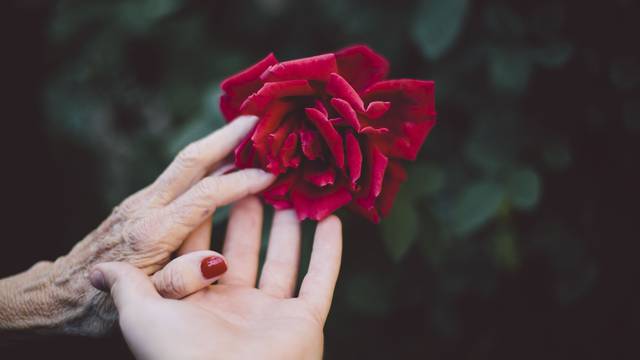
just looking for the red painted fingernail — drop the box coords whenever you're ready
[200,256,227,279]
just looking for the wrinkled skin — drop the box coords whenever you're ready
[93,201,342,360]
[220,45,436,222]
[0,117,275,336]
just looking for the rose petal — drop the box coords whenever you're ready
[234,126,257,168]
[349,161,406,223]
[314,99,328,117]
[362,80,436,160]
[303,162,336,187]
[240,80,314,115]
[364,101,391,119]
[260,53,338,82]
[335,45,390,92]
[330,97,361,131]
[360,126,390,136]
[356,144,388,209]
[298,127,323,160]
[345,131,362,186]
[220,53,278,121]
[304,107,345,169]
[251,101,295,161]
[291,182,352,221]
[265,122,294,175]
[280,133,299,169]
[376,161,408,217]
[263,173,297,209]
[326,73,365,112]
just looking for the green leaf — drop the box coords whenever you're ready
[407,163,445,197]
[492,225,519,271]
[488,48,532,93]
[483,3,525,38]
[507,167,541,210]
[534,41,573,68]
[452,181,504,236]
[382,186,418,262]
[412,0,469,61]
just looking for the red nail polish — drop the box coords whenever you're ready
[201,256,227,279]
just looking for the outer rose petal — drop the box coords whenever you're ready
[240,80,314,115]
[335,45,390,92]
[291,182,352,221]
[356,144,389,209]
[362,80,436,160]
[260,53,338,82]
[349,161,407,223]
[220,53,278,121]
[376,161,408,217]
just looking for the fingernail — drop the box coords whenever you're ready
[89,269,108,292]
[201,256,227,279]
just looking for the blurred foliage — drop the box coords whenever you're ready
[38,0,640,358]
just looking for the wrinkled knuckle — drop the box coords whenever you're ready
[123,222,151,249]
[200,176,222,197]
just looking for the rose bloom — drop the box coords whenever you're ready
[220,45,436,222]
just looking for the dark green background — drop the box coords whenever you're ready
[2,0,639,359]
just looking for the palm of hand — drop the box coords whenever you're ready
[116,197,341,360]
[175,285,323,359]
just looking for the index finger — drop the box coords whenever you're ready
[299,216,342,324]
[151,116,258,204]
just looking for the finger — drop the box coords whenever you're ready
[177,216,212,256]
[151,115,259,204]
[90,262,160,311]
[299,216,342,323]
[259,210,302,298]
[165,169,275,238]
[152,251,227,299]
[218,197,263,286]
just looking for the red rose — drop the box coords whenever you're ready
[220,45,436,222]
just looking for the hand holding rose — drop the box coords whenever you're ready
[0,116,275,335]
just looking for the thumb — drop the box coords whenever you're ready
[90,262,160,309]
[152,250,228,299]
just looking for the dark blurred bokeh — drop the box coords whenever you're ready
[2,0,640,359]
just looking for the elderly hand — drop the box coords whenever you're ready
[91,200,342,360]
[0,116,275,336]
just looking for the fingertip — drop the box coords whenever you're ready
[89,268,108,292]
[318,215,342,232]
[240,168,276,189]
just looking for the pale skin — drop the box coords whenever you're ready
[0,115,343,359]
